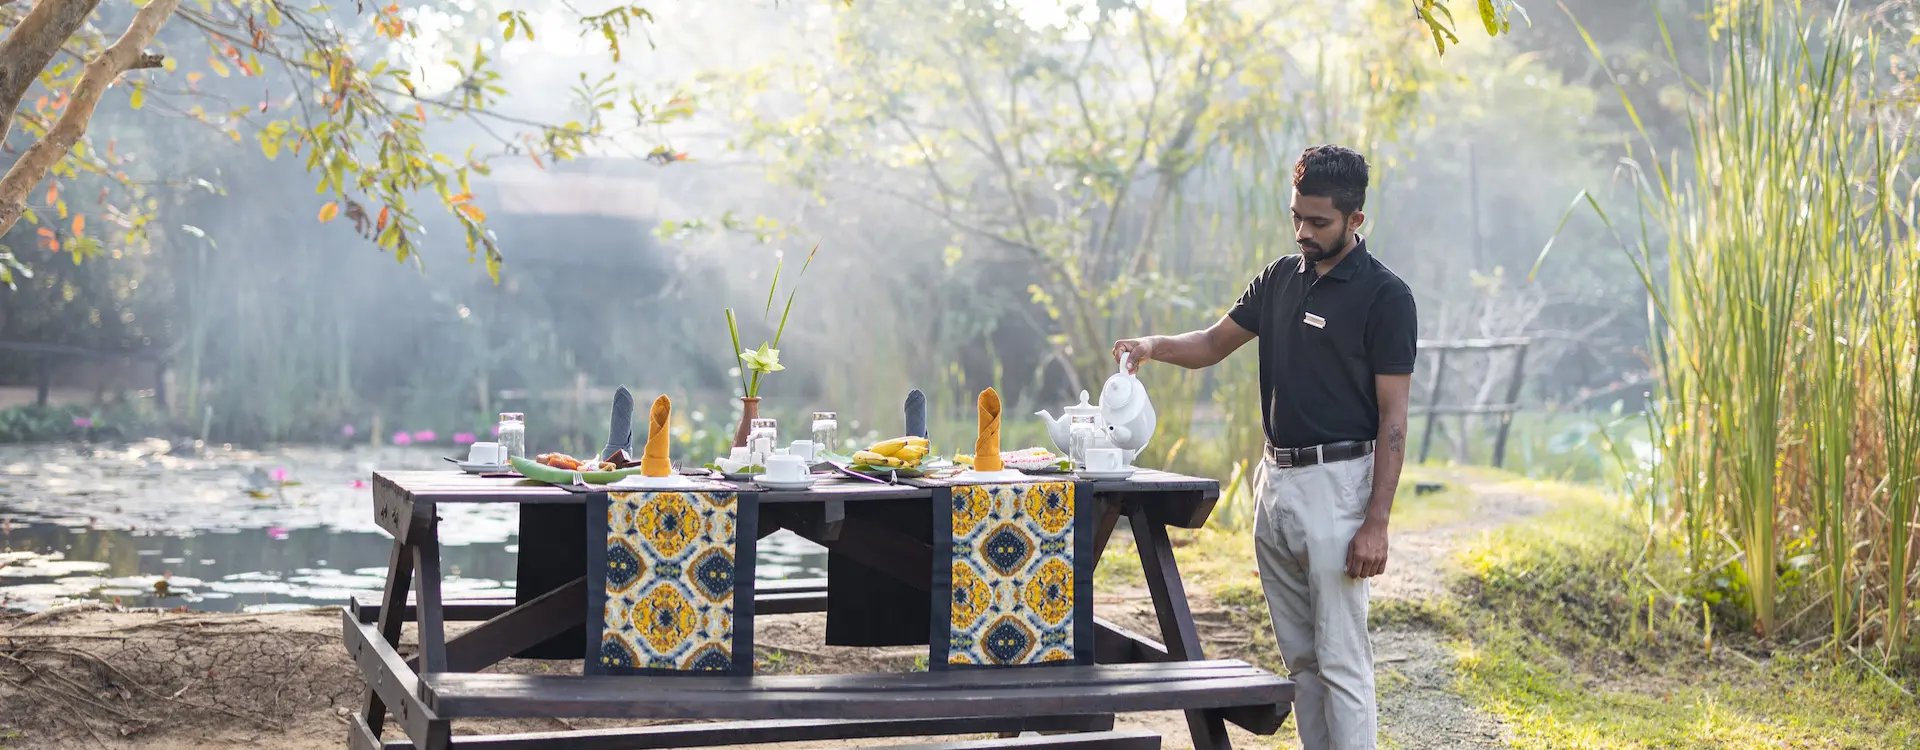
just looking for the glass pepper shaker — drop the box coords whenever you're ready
[810,411,838,455]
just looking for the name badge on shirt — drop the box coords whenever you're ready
[1303,312,1327,329]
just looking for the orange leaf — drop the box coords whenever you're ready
[376,206,390,231]
[455,203,486,223]
[187,72,204,85]
[317,202,340,223]
[36,227,57,252]
[72,215,85,235]
[530,151,545,169]
[415,103,427,122]
[34,95,47,112]
[45,182,59,205]
[384,3,398,13]
[448,192,472,204]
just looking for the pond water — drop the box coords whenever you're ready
[0,440,828,613]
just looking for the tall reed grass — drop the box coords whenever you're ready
[1547,1,1920,664]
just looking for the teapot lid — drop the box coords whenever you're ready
[1064,389,1099,417]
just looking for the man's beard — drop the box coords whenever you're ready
[1299,222,1351,263]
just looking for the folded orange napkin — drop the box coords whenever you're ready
[641,395,672,477]
[974,388,1003,472]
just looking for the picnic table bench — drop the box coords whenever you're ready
[345,469,1294,749]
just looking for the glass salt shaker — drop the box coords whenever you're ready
[1068,414,1100,469]
[810,411,838,455]
[748,418,778,464]
[497,412,526,459]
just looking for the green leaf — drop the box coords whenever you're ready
[1478,0,1500,36]
[601,22,621,62]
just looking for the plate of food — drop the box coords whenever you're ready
[955,447,1074,474]
[510,450,649,485]
[844,436,937,477]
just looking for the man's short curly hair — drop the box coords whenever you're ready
[1293,144,1369,215]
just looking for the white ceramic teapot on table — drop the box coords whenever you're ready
[1099,352,1156,463]
[1036,390,1101,456]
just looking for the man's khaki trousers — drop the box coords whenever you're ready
[1252,453,1378,750]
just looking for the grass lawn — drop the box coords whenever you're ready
[1100,466,1920,749]
[1443,477,1920,749]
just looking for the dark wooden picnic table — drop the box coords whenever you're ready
[345,469,1294,750]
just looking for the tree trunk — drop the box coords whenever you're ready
[0,0,179,240]
[0,0,104,147]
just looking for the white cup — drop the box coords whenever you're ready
[789,440,817,463]
[1086,448,1123,473]
[468,442,507,465]
[764,454,808,482]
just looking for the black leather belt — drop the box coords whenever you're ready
[1265,440,1374,468]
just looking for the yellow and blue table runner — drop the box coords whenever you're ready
[586,489,758,676]
[931,481,1094,669]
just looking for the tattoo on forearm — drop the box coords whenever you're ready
[1388,423,1405,455]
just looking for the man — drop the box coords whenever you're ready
[1111,144,1415,750]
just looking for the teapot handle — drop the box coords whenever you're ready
[1118,351,1132,374]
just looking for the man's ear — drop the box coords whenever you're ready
[1349,210,1366,232]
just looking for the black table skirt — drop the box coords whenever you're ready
[514,499,932,659]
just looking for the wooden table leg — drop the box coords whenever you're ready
[360,534,415,738]
[413,532,449,674]
[1129,505,1231,750]
[1091,498,1124,567]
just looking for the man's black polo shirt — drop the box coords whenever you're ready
[1226,238,1418,450]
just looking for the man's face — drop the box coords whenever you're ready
[1291,191,1361,263]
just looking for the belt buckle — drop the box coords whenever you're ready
[1271,445,1292,469]
[1310,444,1324,465]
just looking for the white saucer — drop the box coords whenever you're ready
[754,475,819,491]
[950,468,1032,484]
[1076,467,1137,481]
[456,461,510,474]
[607,473,700,489]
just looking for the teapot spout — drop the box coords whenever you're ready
[1036,409,1071,455]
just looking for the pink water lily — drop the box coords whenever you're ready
[453,432,477,445]
[267,526,289,541]
[412,430,437,443]
[391,432,412,446]
[341,424,356,438]
[72,416,92,428]
[269,467,289,483]
[350,479,367,489]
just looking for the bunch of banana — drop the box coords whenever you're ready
[852,436,931,468]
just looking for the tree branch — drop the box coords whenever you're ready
[0,0,181,239]
[0,0,105,148]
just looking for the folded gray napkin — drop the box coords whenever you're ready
[601,386,633,461]
[905,388,927,438]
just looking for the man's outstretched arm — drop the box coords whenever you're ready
[1112,314,1256,372]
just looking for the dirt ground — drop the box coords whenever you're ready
[0,472,1536,749]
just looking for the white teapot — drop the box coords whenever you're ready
[1099,352,1156,457]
